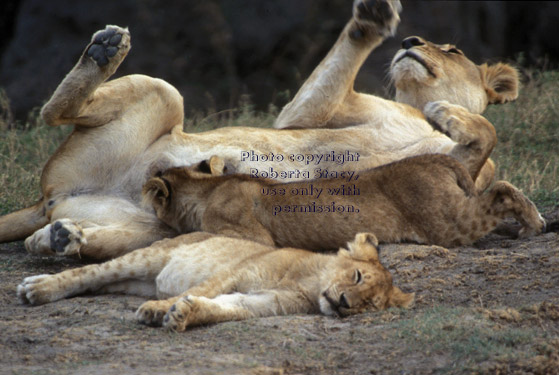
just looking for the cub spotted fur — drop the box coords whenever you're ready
[18,233,414,331]
[144,154,545,250]
[1,0,526,259]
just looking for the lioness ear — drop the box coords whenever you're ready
[478,62,519,105]
[346,232,380,262]
[142,177,170,210]
[388,286,415,309]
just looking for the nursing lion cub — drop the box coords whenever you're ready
[18,233,414,331]
[1,0,525,259]
[144,154,545,250]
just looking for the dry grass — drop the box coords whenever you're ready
[485,70,559,208]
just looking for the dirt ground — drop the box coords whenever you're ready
[1,209,558,375]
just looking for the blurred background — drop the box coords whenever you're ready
[1,0,558,121]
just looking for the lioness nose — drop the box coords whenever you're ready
[401,36,424,49]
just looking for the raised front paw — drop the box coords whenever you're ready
[163,296,196,332]
[50,219,86,256]
[351,0,402,39]
[424,101,472,141]
[136,300,173,327]
[17,274,61,305]
[85,25,131,68]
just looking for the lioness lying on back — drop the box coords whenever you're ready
[0,0,525,259]
[144,154,545,250]
[18,233,414,331]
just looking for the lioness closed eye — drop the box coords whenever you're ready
[18,233,414,331]
[144,154,545,250]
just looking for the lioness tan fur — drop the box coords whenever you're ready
[18,232,414,331]
[0,0,525,259]
[144,154,545,249]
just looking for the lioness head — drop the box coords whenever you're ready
[142,156,228,232]
[390,36,519,114]
[319,233,414,317]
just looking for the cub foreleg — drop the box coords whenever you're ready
[162,290,313,332]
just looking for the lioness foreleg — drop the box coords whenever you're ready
[274,0,401,129]
[424,100,497,190]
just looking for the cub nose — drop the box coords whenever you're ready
[339,293,350,309]
[401,36,424,50]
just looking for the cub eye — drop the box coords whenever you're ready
[354,269,363,284]
[446,48,462,55]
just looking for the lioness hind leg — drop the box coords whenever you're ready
[424,100,497,188]
[274,0,401,129]
[24,219,85,257]
[41,25,131,127]
[0,201,48,244]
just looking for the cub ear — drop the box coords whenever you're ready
[344,232,380,262]
[209,155,226,175]
[388,286,415,309]
[478,62,519,105]
[196,156,227,176]
[142,177,171,211]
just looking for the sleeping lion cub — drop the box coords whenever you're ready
[18,233,414,331]
[143,154,545,250]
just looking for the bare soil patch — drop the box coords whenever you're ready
[1,209,558,375]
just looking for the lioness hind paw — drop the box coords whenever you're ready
[50,219,86,256]
[86,26,130,68]
[352,0,401,39]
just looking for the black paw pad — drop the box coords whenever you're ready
[87,29,123,67]
[50,222,71,253]
[357,0,393,24]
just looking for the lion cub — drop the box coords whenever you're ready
[143,154,545,249]
[18,232,414,331]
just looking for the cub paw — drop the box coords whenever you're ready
[85,25,130,68]
[163,296,195,332]
[351,0,402,40]
[17,274,58,305]
[518,212,546,239]
[136,300,172,327]
[50,219,86,256]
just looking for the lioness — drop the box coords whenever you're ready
[18,232,414,331]
[143,154,545,249]
[0,0,524,259]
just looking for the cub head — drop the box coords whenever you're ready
[142,156,228,232]
[319,233,414,317]
[390,36,519,114]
